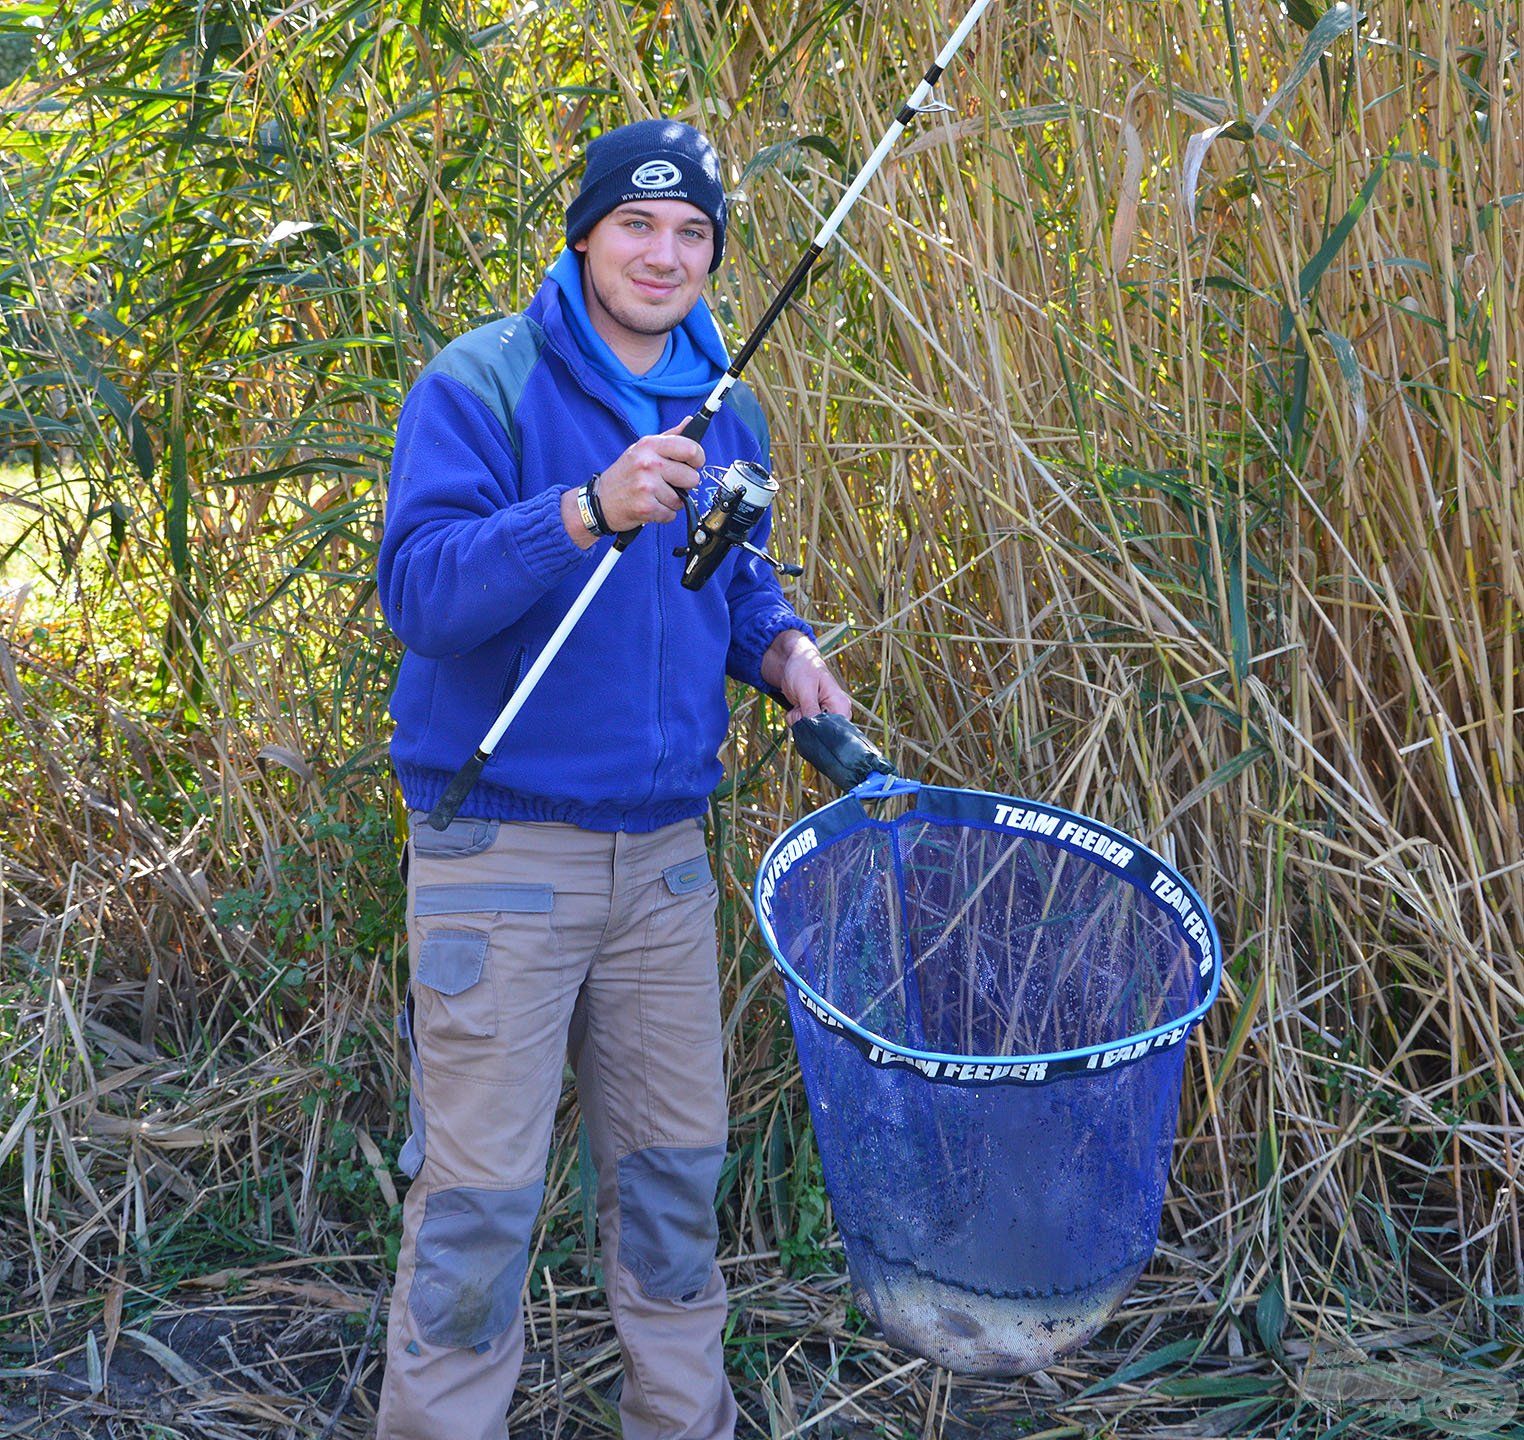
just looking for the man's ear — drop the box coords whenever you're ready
[572,237,587,254]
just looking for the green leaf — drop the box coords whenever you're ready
[1257,4,1362,128]
[360,92,446,143]
[1283,145,1393,337]
[1317,327,1368,444]
[1174,90,1314,162]
[1077,1336,1199,1397]
[0,26,36,90]
[1372,1200,1403,1263]
[1256,1274,1287,1355]
[71,353,155,480]
[167,400,189,581]
[1478,191,1524,234]
[737,133,845,189]
[1367,37,1494,107]
[1177,79,1325,224]
[1207,743,1270,794]
[1158,1373,1282,1398]
[1204,274,1268,298]
[1202,957,1268,1107]
[752,0,859,90]
[1229,548,1250,683]
[991,103,1073,130]
[1257,1124,1279,1188]
[1284,341,1310,459]
[107,497,127,566]
[1195,1398,1279,1432]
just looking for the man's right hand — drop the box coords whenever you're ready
[592,418,705,533]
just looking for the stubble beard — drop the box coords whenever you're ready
[586,265,683,338]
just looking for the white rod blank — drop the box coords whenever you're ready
[481,543,622,752]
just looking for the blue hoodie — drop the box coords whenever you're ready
[379,260,811,831]
[546,248,697,435]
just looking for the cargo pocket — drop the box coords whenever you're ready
[409,882,557,1081]
[409,814,499,859]
[414,929,494,1041]
[637,854,725,1119]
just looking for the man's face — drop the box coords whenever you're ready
[573,199,714,342]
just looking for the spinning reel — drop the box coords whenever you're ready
[675,460,804,591]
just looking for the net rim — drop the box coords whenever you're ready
[754,782,1224,1075]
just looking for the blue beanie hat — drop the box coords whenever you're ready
[566,118,728,272]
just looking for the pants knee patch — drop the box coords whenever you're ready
[409,1182,544,1349]
[616,1144,724,1301]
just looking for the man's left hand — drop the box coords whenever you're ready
[760,630,852,725]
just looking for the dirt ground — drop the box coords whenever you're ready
[0,1264,1248,1439]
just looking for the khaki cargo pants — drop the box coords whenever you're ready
[377,814,737,1440]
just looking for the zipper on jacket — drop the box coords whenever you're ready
[646,535,670,810]
[544,335,679,811]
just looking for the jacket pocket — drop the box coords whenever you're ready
[496,645,527,713]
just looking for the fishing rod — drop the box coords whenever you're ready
[428,0,996,830]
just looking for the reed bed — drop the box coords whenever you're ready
[1,1,1520,1434]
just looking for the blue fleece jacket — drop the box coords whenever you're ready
[379,262,811,831]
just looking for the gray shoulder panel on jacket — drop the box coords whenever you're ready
[726,381,771,465]
[419,314,546,461]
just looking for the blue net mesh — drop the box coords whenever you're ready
[758,788,1219,1375]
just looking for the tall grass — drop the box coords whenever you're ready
[2,0,1520,1433]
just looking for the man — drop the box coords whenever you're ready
[375,118,850,1440]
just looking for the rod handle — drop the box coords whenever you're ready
[428,750,488,830]
[628,408,713,553]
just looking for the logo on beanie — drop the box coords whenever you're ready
[632,159,683,190]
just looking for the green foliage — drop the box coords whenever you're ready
[213,797,402,989]
[777,1124,835,1279]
